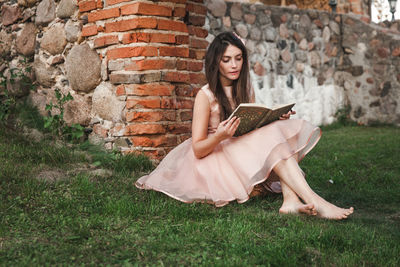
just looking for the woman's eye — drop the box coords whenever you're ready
[222,59,229,63]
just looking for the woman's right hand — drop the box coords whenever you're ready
[215,116,240,141]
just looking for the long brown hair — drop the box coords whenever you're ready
[205,32,250,120]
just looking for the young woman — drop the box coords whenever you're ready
[136,32,354,220]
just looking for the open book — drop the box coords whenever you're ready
[228,103,295,137]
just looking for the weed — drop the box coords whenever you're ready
[44,89,85,142]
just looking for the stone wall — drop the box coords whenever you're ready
[206,1,400,126]
[1,0,399,162]
[0,0,208,160]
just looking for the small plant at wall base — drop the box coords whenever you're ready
[44,89,85,142]
[0,58,35,123]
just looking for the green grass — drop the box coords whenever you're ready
[1,125,399,266]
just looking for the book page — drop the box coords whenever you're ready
[256,103,295,128]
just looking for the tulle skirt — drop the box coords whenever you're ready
[135,119,321,207]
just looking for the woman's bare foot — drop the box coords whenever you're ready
[279,201,317,216]
[312,197,354,220]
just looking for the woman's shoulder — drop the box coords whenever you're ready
[199,84,215,102]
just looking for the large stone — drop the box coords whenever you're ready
[65,44,101,93]
[279,23,289,38]
[64,93,92,125]
[16,23,36,56]
[65,21,81,42]
[206,0,226,18]
[309,51,321,68]
[322,26,330,43]
[0,30,12,57]
[235,23,248,38]
[281,49,291,63]
[35,0,56,26]
[41,26,67,55]
[250,27,261,41]
[57,0,77,18]
[230,3,243,20]
[28,89,55,116]
[1,5,21,26]
[263,27,277,42]
[91,82,125,122]
[18,0,38,7]
[33,57,56,87]
[329,21,340,35]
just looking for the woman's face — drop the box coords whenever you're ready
[218,44,243,86]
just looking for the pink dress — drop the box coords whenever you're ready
[135,84,321,207]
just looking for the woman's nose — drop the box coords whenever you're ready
[231,60,237,68]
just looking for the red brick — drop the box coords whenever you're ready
[125,83,175,96]
[116,85,126,96]
[131,135,177,147]
[88,8,120,22]
[159,46,189,57]
[186,3,207,15]
[125,124,166,135]
[161,98,193,109]
[122,32,176,44]
[158,0,186,3]
[180,110,193,121]
[188,15,205,26]
[106,0,130,5]
[176,59,188,70]
[189,49,206,60]
[188,61,203,71]
[106,46,158,60]
[140,149,166,161]
[157,19,188,33]
[121,2,172,17]
[189,72,206,85]
[188,26,208,38]
[79,0,97,12]
[176,35,189,44]
[126,97,161,109]
[166,123,191,134]
[81,25,98,37]
[94,35,119,48]
[174,7,186,18]
[93,124,108,137]
[163,71,190,83]
[126,110,176,122]
[190,38,208,49]
[179,134,191,143]
[97,25,105,32]
[122,32,151,44]
[96,0,103,9]
[175,85,195,96]
[105,18,157,33]
[125,59,176,71]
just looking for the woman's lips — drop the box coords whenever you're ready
[229,71,239,75]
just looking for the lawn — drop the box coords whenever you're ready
[1,125,399,266]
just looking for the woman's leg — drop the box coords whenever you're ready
[279,179,317,216]
[273,156,354,219]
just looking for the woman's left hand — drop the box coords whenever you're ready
[279,110,296,120]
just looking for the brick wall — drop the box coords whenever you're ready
[78,0,208,160]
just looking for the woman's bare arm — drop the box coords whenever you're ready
[192,90,240,159]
